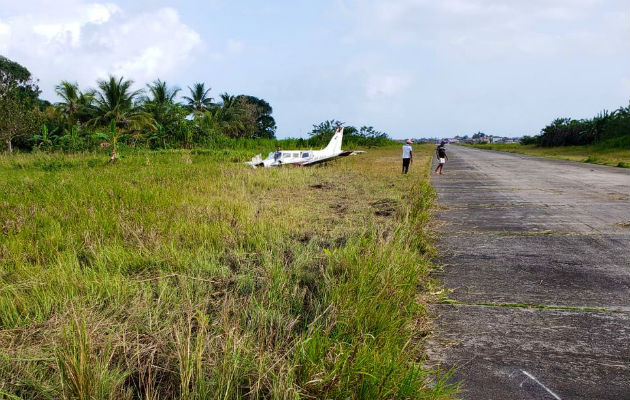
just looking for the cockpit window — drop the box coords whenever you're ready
[302,152,310,158]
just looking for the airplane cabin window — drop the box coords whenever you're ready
[293,153,299,158]
[283,153,290,158]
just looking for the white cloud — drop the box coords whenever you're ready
[0,2,201,98]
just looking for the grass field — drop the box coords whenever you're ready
[0,146,456,399]
[464,142,629,168]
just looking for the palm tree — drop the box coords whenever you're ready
[200,94,252,138]
[183,83,214,113]
[219,92,237,110]
[143,79,184,148]
[89,75,155,135]
[145,79,180,107]
[55,81,94,127]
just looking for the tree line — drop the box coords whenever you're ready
[520,105,629,147]
[305,120,391,147]
[1,55,277,153]
[453,103,629,148]
[0,56,393,154]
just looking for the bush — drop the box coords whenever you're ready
[520,135,540,145]
[539,104,629,148]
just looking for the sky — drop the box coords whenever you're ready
[0,0,628,139]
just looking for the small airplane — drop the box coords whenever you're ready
[245,127,365,168]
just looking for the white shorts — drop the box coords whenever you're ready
[439,158,445,164]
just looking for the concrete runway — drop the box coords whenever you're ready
[428,145,630,399]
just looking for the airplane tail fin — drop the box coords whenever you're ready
[323,127,343,154]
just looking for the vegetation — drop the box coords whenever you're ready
[0,56,43,153]
[465,142,629,168]
[465,104,629,167]
[0,145,456,399]
[1,56,393,154]
[534,105,629,148]
[307,120,391,148]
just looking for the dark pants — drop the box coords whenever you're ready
[402,158,411,174]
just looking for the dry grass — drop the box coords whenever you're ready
[0,145,456,399]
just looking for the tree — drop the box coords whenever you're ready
[307,119,391,147]
[0,56,42,152]
[197,93,256,139]
[208,95,251,138]
[235,95,276,139]
[520,135,540,145]
[306,120,344,147]
[55,81,94,130]
[0,88,42,152]
[343,126,358,136]
[89,75,155,139]
[310,120,343,138]
[145,79,180,107]
[357,126,387,139]
[0,55,40,102]
[219,93,236,110]
[183,83,214,113]
[143,79,184,147]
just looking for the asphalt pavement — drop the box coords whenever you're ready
[428,145,630,400]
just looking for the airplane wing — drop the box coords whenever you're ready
[301,157,333,166]
[338,150,366,157]
[301,151,366,166]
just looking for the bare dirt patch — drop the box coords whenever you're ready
[371,198,397,216]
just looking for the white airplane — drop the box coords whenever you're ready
[245,127,365,168]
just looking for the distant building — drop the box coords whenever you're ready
[489,136,521,144]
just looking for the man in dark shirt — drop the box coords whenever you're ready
[434,141,448,175]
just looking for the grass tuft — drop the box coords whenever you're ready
[56,312,129,400]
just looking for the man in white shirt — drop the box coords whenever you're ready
[402,139,413,174]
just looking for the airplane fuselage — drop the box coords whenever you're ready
[245,127,363,168]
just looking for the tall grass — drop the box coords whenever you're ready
[0,145,456,398]
[467,142,629,168]
[56,313,129,400]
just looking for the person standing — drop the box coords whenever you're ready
[434,140,448,174]
[402,139,413,174]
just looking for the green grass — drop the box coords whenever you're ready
[0,146,457,399]
[465,142,629,167]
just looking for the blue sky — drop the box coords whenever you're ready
[1,0,628,138]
